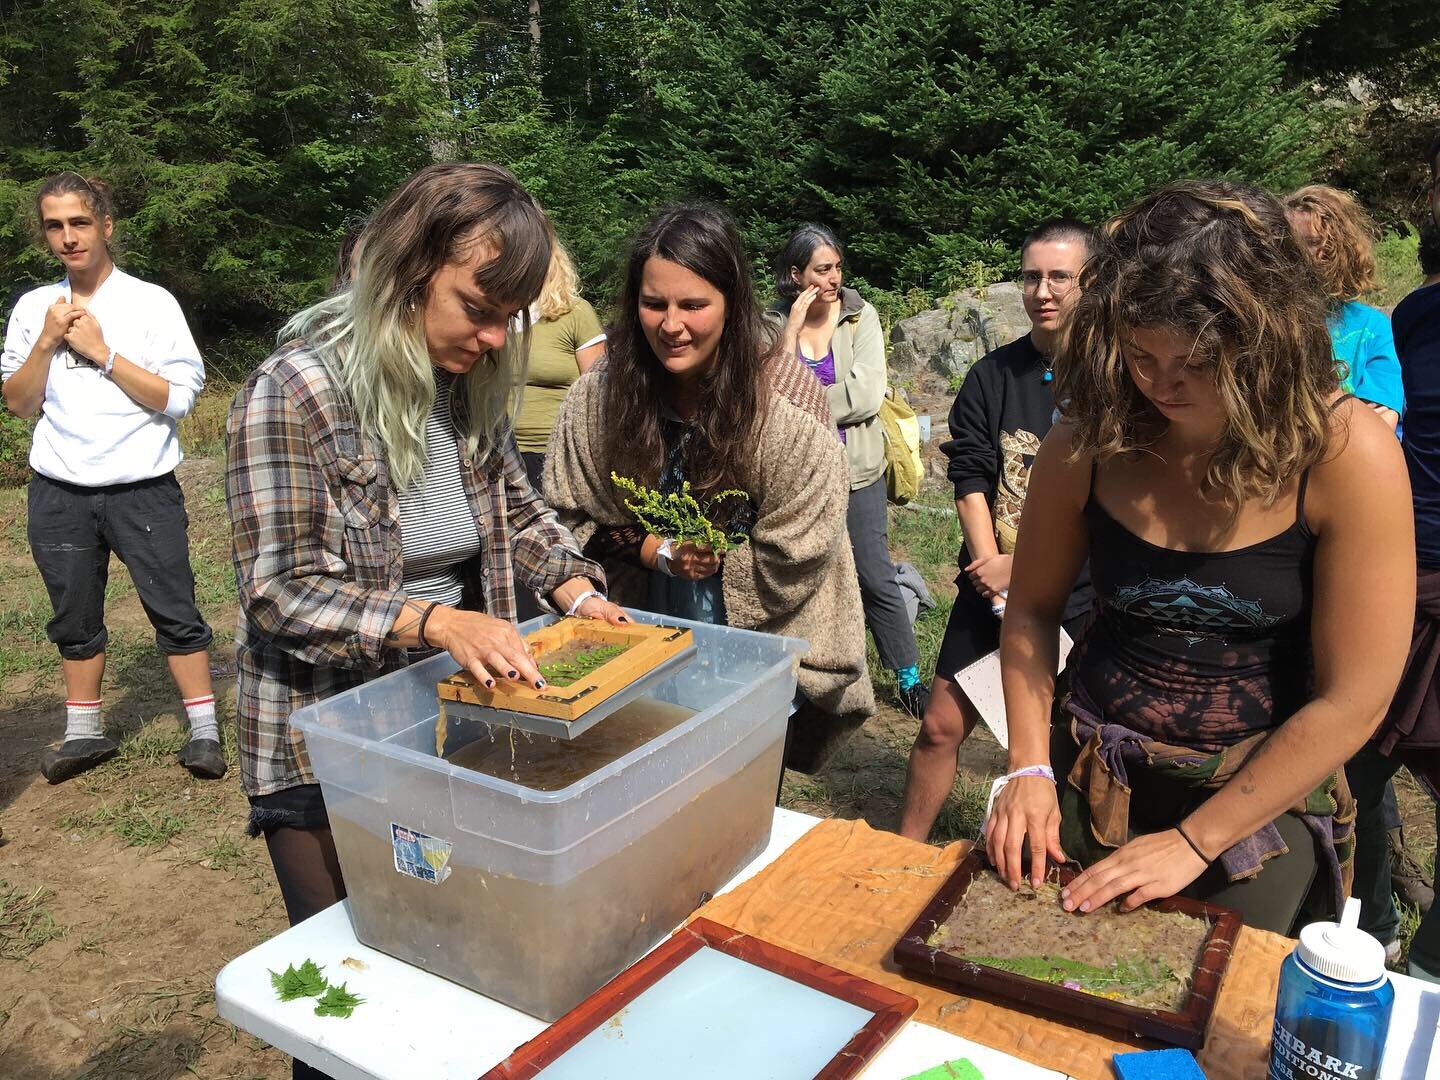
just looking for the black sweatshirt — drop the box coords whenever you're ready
[942,333,1093,620]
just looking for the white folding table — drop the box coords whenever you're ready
[216,807,1439,1079]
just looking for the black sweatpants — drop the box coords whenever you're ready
[27,471,212,659]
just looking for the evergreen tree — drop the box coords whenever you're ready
[639,0,1328,295]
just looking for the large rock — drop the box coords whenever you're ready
[889,281,1029,379]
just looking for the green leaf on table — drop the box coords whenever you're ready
[269,959,329,1001]
[314,981,365,1018]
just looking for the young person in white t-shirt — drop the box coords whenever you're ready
[1,172,222,784]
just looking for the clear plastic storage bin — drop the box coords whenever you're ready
[289,611,805,1020]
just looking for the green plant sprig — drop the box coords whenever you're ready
[314,982,366,1018]
[269,958,366,1018]
[611,473,750,554]
[270,959,328,1001]
[539,644,627,686]
[964,953,1176,999]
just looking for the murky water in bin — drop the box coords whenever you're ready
[289,613,806,1020]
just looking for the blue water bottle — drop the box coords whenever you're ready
[1268,897,1394,1080]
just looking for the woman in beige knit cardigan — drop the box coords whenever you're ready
[544,205,874,763]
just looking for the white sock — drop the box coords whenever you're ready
[183,694,218,742]
[64,699,104,741]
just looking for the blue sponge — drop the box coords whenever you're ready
[1112,1049,1207,1079]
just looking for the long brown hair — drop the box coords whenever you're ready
[603,204,774,496]
[1057,180,1339,509]
[1283,184,1379,304]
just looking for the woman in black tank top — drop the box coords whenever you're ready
[984,181,1415,934]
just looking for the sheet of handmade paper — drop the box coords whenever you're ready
[534,945,873,1079]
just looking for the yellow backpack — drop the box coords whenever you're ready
[878,386,922,505]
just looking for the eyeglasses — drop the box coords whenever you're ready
[1016,270,1078,298]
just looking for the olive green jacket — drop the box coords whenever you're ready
[765,287,887,490]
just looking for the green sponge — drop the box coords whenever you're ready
[902,1059,985,1080]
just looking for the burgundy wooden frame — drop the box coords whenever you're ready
[480,917,918,1079]
[892,851,1242,1050]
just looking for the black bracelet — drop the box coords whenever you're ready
[416,602,439,649]
[1175,821,1213,865]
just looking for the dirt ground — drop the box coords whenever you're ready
[0,458,290,1079]
[1,437,1435,1079]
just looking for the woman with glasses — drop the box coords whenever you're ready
[1285,185,1404,430]
[984,181,1413,934]
[899,219,1096,841]
[765,225,926,719]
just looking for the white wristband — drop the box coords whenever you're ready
[103,348,117,376]
[979,764,1057,837]
[654,538,677,577]
[565,588,606,617]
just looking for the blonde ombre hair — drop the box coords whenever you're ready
[282,164,552,491]
[1058,180,1339,511]
[535,241,583,321]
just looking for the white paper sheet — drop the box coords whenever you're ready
[954,629,1074,749]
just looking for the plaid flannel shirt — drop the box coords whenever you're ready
[226,341,603,797]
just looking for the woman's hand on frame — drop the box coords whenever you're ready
[985,774,1067,889]
[1059,829,1208,914]
[573,595,630,625]
[427,607,545,689]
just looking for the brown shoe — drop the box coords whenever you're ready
[1390,827,1435,914]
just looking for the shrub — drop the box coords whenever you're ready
[0,411,35,488]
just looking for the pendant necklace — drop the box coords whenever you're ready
[1041,354,1054,383]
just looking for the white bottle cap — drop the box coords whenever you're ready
[1297,897,1387,985]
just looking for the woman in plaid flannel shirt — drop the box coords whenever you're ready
[226,167,624,1034]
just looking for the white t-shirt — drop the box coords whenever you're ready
[1,268,205,485]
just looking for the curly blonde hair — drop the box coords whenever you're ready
[535,240,583,321]
[1283,184,1379,304]
[1057,180,1339,510]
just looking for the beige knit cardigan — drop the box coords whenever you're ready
[542,356,875,722]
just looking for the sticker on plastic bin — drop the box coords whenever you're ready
[390,823,453,885]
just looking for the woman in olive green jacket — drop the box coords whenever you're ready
[766,224,925,718]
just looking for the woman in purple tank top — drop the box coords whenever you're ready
[984,181,1415,934]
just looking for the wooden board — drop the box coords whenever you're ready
[892,851,1241,1050]
[479,917,918,1080]
[436,618,694,724]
